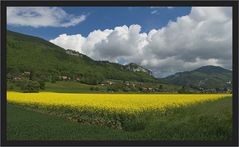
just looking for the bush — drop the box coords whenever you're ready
[94,87,99,91]
[20,80,40,93]
[122,87,130,92]
[39,81,45,90]
[80,73,105,85]
[90,87,94,91]
[178,86,192,94]
[107,86,118,92]
[90,87,100,91]
[7,82,14,90]
[138,87,143,92]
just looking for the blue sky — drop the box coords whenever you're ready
[7,7,231,77]
[7,7,191,40]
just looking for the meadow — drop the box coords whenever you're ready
[7,92,232,140]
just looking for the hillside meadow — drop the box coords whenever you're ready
[7,92,232,140]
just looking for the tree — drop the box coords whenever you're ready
[29,71,34,80]
[80,72,105,85]
[223,87,228,92]
[122,87,129,92]
[51,75,57,83]
[138,87,143,92]
[94,87,99,91]
[39,81,45,90]
[215,87,221,92]
[178,86,189,94]
[90,87,94,91]
[20,80,40,93]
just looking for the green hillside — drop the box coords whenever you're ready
[161,65,232,90]
[7,30,232,93]
[7,30,156,84]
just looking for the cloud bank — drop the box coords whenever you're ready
[7,7,86,28]
[50,7,232,77]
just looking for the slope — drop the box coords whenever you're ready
[7,30,156,84]
[161,65,232,89]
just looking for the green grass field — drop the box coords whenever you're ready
[8,80,182,93]
[45,81,106,93]
[7,96,232,141]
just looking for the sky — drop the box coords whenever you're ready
[7,6,232,78]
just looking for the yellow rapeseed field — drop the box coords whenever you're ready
[7,92,231,113]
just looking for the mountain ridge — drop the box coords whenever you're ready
[7,30,156,84]
[160,65,232,90]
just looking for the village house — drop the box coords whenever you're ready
[13,76,22,81]
[59,75,68,80]
[22,71,31,75]
[101,81,114,85]
[107,81,113,85]
[226,81,231,84]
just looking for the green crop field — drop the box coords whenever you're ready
[7,96,232,141]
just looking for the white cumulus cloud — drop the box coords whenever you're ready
[50,7,232,77]
[7,7,86,28]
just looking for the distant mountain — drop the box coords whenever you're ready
[160,65,232,89]
[7,30,156,84]
[125,63,153,76]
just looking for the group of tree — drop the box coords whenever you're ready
[16,80,45,93]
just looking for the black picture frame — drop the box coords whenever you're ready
[1,0,238,146]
